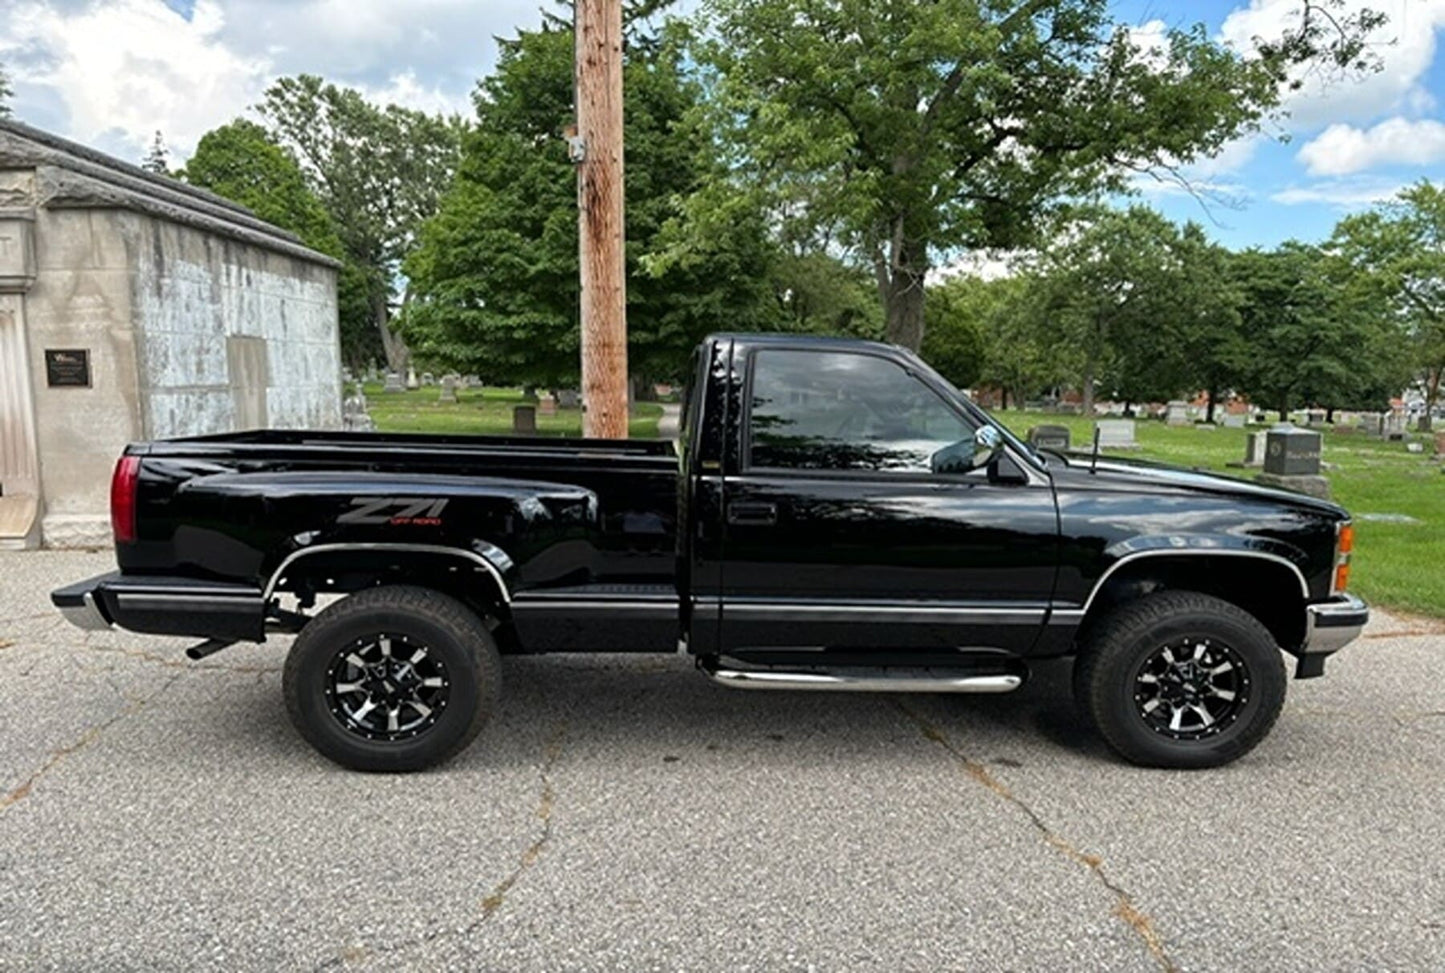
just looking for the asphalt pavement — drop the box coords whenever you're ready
[1,550,1441,972]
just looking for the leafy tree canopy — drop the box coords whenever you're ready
[693,0,1387,350]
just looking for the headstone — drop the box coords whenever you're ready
[1027,424,1070,452]
[1383,413,1407,440]
[1221,414,1246,429]
[438,375,458,404]
[513,405,537,434]
[1306,409,1326,426]
[406,366,419,390]
[1095,419,1139,450]
[342,387,375,432]
[465,375,482,389]
[383,371,405,393]
[1232,430,1267,468]
[1165,401,1190,426]
[1264,425,1322,476]
[421,372,435,387]
[1357,412,1382,437]
[557,389,581,409]
[1435,431,1445,457]
[1406,442,1424,454]
[538,394,559,417]
[342,367,354,383]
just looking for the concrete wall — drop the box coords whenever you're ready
[16,192,340,547]
[25,207,145,547]
[130,216,341,438]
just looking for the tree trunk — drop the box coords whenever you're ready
[1326,405,1336,424]
[1278,397,1289,423]
[883,264,926,351]
[1420,364,1441,433]
[1000,388,1009,410]
[1081,356,1096,418]
[374,291,407,373]
[1205,388,1217,425]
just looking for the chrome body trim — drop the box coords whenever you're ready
[1303,594,1369,656]
[59,591,112,632]
[1067,549,1310,616]
[262,543,512,603]
[706,668,1023,694]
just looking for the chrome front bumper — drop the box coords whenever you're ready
[1296,594,1369,677]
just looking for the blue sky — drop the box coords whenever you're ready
[2,0,1443,251]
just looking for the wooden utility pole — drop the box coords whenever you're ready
[575,0,629,439]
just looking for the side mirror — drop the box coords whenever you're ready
[931,425,1003,474]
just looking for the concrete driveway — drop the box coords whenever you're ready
[2,550,1442,971]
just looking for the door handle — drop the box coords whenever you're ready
[727,502,778,526]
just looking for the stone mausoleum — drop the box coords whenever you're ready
[0,119,342,549]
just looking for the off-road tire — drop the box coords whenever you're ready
[283,585,501,772]
[1074,591,1286,769]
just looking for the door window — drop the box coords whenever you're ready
[747,349,972,473]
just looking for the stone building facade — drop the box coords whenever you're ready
[0,119,342,549]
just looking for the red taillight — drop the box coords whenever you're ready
[110,455,140,544]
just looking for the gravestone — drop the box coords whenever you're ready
[1435,431,1445,457]
[464,375,482,389]
[1383,413,1407,440]
[1229,431,1267,468]
[1221,414,1246,429]
[1095,419,1139,450]
[1027,424,1070,452]
[1306,409,1326,426]
[538,394,559,417]
[383,371,405,393]
[438,375,458,404]
[557,389,582,409]
[513,405,537,433]
[1357,412,1382,437]
[1165,401,1190,426]
[420,372,435,387]
[342,387,375,432]
[1256,425,1329,499]
[406,366,419,390]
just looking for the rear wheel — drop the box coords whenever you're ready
[283,585,501,772]
[1074,591,1286,769]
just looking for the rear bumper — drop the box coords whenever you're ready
[51,572,266,642]
[1294,594,1369,677]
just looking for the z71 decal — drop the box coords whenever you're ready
[338,497,450,526]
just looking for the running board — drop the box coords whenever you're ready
[702,662,1024,694]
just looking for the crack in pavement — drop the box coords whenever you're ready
[0,671,186,814]
[313,722,569,970]
[897,702,1177,973]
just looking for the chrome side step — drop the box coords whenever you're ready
[704,664,1024,694]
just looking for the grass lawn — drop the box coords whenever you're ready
[994,411,1444,619]
[359,383,664,439]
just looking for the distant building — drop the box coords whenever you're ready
[0,119,342,549]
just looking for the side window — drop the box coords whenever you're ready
[747,349,973,473]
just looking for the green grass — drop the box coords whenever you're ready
[359,383,664,439]
[995,411,1445,619]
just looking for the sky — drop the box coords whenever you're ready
[1,0,1443,251]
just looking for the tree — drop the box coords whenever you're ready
[695,0,1386,351]
[1229,243,1387,421]
[257,76,465,372]
[1027,207,1195,415]
[403,18,780,388]
[1330,181,1445,430]
[0,62,13,119]
[1174,224,1247,423]
[141,131,170,175]
[182,120,378,366]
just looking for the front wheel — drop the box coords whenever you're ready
[283,585,502,772]
[1073,591,1286,769]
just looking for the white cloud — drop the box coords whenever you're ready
[1219,0,1445,130]
[1,0,269,157]
[1297,116,1445,174]
[1271,176,1406,206]
[355,71,473,120]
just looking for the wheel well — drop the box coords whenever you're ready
[1081,556,1306,652]
[270,550,519,651]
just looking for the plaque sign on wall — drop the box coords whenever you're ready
[44,349,91,388]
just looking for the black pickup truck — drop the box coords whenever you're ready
[54,334,1367,771]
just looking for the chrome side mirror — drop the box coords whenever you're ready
[972,425,1003,469]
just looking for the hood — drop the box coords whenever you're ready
[1044,450,1348,518]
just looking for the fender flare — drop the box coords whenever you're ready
[262,541,514,604]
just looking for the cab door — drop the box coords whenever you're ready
[716,343,1058,654]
